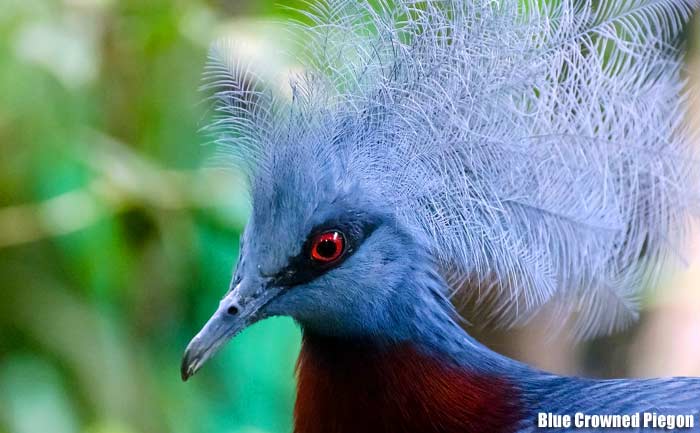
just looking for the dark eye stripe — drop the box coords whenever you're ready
[269,218,377,288]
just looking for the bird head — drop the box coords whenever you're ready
[181,0,696,379]
[181,141,441,380]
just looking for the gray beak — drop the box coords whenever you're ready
[180,280,281,381]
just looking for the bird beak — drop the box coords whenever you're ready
[180,280,282,381]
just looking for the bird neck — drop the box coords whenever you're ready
[293,331,524,433]
[293,256,536,433]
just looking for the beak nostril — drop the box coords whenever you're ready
[227,305,239,316]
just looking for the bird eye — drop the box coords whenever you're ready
[310,231,345,264]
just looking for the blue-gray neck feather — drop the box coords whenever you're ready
[392,263,700,430]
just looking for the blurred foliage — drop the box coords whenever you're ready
[0,1,306,432]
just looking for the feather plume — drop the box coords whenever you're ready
[204,0,699,338]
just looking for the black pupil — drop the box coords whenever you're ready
[317,238,338,258]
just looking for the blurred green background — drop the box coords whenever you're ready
[0,1,308,433]
[0,1,698,433]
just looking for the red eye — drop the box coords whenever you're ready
[310,231,345,263]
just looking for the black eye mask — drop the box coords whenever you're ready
[269,215,378,288]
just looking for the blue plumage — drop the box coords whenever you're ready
[205,0,699,338]
[182,1,700,431]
